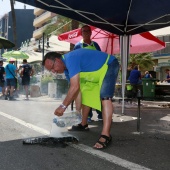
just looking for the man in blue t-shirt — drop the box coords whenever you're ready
[4,58,17,100]
[164,69,170,83]
[73,25,102,122]
[128,65,142,85]
[42,49,119,149]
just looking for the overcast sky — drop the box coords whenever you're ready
[0,0,34,17]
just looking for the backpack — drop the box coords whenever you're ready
[23,64,32,76]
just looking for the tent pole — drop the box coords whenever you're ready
[120,35,130,114]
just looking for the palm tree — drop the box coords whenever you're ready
[129,53,155,72]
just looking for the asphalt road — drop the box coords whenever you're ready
[0,96,169,170]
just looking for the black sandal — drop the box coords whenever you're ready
[93,135,112,149]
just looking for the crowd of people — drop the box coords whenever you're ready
[42,25,120,149]
[0,58,33,100]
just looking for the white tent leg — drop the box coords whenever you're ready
[120,35,130,114]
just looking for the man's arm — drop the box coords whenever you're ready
[20,68,24,77]
[30,67,34,76]
[63,74,80,107]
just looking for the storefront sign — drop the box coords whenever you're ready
[158,62,170,66]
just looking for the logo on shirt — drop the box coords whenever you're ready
[68,31,78,39]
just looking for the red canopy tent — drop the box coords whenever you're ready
[58,26,165,55]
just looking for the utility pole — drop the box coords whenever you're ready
[42,33,45,73]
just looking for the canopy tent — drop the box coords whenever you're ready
[15,0,170,35]
[15,0,170,113]
[47,35,70,52]
[58,26,165,54]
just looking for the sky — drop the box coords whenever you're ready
[0,0,34,17]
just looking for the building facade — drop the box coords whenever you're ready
[33,8,57,40]
[0,9,34,55]
[151,27,170,81]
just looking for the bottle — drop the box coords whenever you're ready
[53,111,82,128]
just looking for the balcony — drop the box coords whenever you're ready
[33,27,44,39]
[33,21,56,40]
[34,8,44,16]
[33,11,56,27]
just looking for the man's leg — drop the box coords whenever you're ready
[75,91,82,112]
[87,108,93,122]
[5,86,10,99]
[24,85,29,99]
[96,109,102,120]
[68,104,90,131]
[93,99,113,149]
[81,105,91,125]
[75,91,93,122]
[9,86,15,97]
[1,85,5,96]
[93,59,119,149]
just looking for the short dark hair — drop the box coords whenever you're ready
[81,25,91,31]
[42,52,62,66]
[134,65,138,70]
[23,59,27,63]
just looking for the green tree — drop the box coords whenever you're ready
[43,15,80,51]
[129,53,155,72]
[43,15,72,36]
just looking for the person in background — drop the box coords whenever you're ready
[164,69,170,83]
[128,65,142,85]
[20,59,34,100]
[4,58,17,100]
[0,61,5,97]
[144,71,152,78]
[128,65,142,98]
[74,25,103,122]
[42,49,119,149]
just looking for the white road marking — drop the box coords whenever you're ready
[0,111,50,135]
[0,111,151,170]
[71,144,151,170]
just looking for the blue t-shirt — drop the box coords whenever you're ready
[5,63,17,79]
[74,41,101,51]
[63,49,115,79]
[144,74,151,78]
[128,69,141,84]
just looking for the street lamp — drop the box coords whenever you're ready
[38,33,50,73]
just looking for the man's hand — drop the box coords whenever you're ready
[54,106,65,116]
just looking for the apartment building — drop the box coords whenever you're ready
[0,9,34,55]
[151,27,170,80]
[33,8,57,40]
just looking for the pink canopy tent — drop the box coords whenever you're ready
[58,26,165,55]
